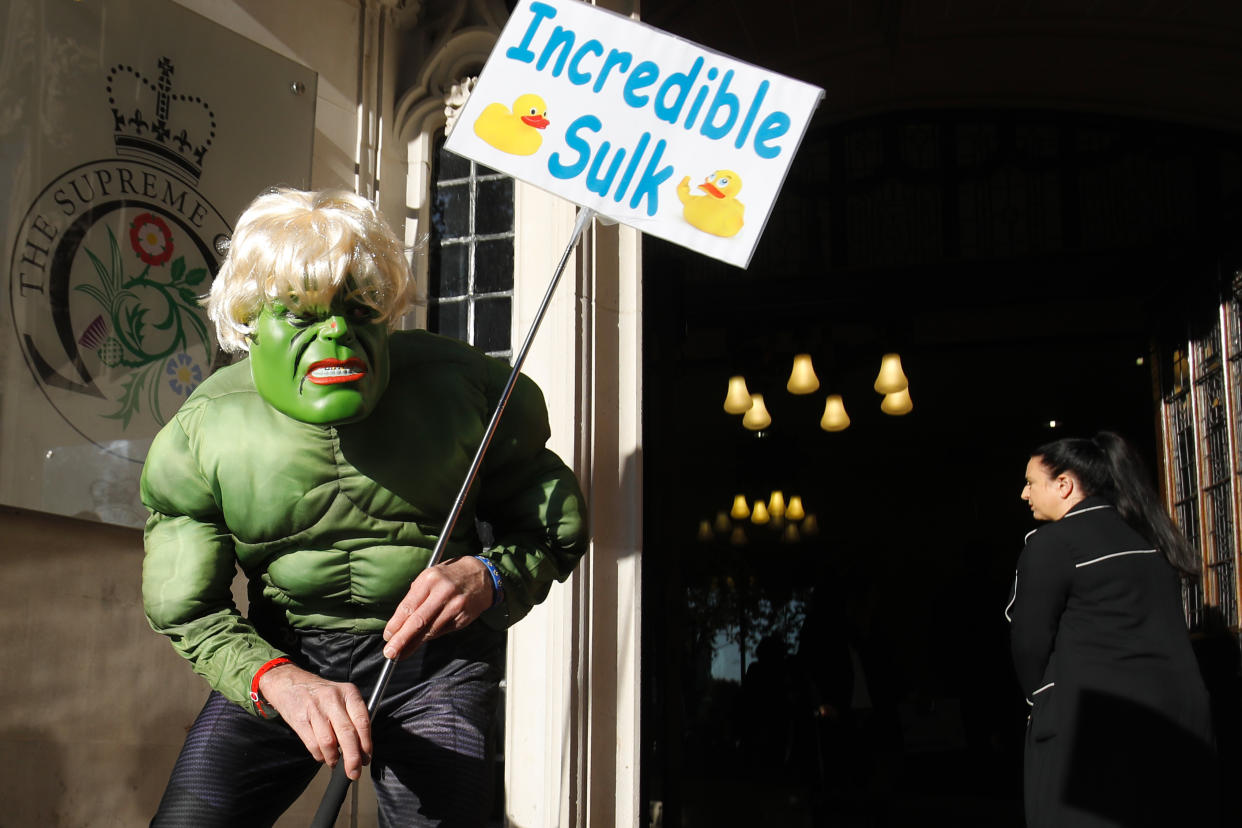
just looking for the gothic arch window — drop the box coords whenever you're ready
[392,24,510,350]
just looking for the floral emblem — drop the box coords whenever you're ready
[74,217,211,427]
[165,352,203,397]
[129,212,175,267]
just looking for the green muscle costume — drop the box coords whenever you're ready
[141,329,588,716]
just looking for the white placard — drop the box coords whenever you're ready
[445,0,824,268]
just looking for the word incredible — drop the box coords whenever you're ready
[504,2,792,216]
[508,2,792,157]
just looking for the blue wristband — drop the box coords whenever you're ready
[474,555,504,607]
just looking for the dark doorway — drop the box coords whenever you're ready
[640,111,1241,827]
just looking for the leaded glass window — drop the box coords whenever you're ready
[1167,345,1204,629]
[1161,284,1242,633]
[428,132,514,361]
[1195,320,1236,627]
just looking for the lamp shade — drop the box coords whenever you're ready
[723,375,751,414]
[873,353,909,394]
[768,490,786,518]
[730,495,750,520]
[713,511,732,534]
[730,526,748,546]
[786,353,820,395]
[697,520,714,541]
[820,394,850,431]
[782,523,800,543]
[751,501,770,524]
[742,394,772,430]
[786,496,805,521]
[880,387,914,415]
[802,514,819,535]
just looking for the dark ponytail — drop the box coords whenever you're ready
[1034,431,1201,576]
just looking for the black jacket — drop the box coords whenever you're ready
[1006,496,1215,827]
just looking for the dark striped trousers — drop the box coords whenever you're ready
[151,623,504,827]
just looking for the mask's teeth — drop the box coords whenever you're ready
[311,365,362,378]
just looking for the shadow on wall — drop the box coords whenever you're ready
[0,726,64,826]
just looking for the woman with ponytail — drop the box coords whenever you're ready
[1007,431,1216,827]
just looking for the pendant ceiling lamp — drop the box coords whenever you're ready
[730,526,748,546]
[782,523,800,543]
[768,490,786,518]
[730,495,750,520]
[786,353,820,395]
[874,353,909,395]
[881,387,914,415]
[742,394,772,430]
[786,496,805,522]
[802,514,819,536]
[820,394,850,432]
[697,520,714,541]
[723,375,752,414]
[713,511,731,534]
[751,500,771,524]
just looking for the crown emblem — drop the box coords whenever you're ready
[107,57,215,184]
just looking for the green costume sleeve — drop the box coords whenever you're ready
[475,364,589,629]
[141,411,285,717]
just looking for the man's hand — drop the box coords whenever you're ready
[382,556,492,660]
[258,664,372,780]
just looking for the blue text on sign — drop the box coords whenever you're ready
[505,1,791,160]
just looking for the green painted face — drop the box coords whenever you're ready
[248,295,391,425]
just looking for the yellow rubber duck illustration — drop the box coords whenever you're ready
[473,93,550,156]
[677,169,745,238]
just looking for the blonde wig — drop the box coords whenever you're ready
[207,188,419,352]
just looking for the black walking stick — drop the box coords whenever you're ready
[310,205,595,828]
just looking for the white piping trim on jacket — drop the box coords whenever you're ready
[1004,574,1017,622]
[1026,682,1055,706]
[1024,504,1108,545]
[1074,549,1158,568]
[1064,504,1111,518]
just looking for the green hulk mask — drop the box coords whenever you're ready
[248,294,391,425]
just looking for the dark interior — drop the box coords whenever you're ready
[635,5,1242,822]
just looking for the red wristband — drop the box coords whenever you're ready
[250,657,292,719]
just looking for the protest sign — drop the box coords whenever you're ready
[444,0,824,268]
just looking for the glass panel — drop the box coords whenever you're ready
[1195,320,1222,378]
[476,178,515,236]
[475,240,514,294]
[1168,387,1202,631]
[1205,480,1235,562]
[1170,393,1198,516]
[1213,558,1238,628]
[1230,300,1242,470]
[474,297,512,355]
[429,299,468,343]
[1229,298,1242,358]
[433,183,470,240]
[437,145,470,180]
[1198,369,1229,486]
[1171,348,1190,397]
[432,243,469,299]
